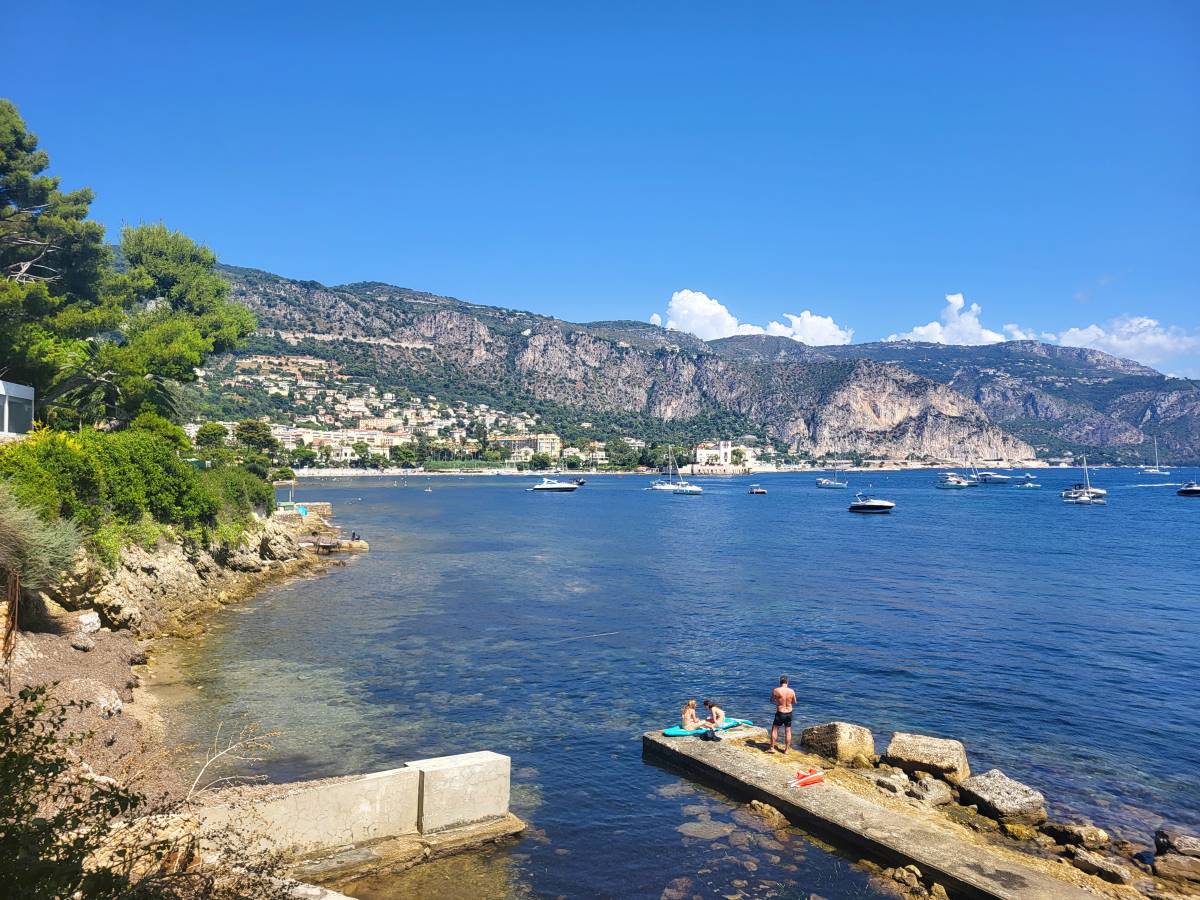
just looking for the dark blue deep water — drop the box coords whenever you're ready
[157,469,1200,898]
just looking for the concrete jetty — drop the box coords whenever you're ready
[644,727,1104,900]
[196,750,523,888]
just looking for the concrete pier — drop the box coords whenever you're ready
[644,727,1103,900]
[197,750,522,886]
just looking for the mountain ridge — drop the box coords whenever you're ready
[213,263,1198,462]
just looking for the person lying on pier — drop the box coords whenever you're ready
[681,699,712,731]
[768,675,796,754]
[703,699,726,728]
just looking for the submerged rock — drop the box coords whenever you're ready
[883,733,970,784]
[747,800,789,829]
[677,820,735,840]
[958,769,1046,825]
[801,722,874,762]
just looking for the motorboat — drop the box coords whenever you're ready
[649,446,702,495]
[1141,437,1170,476]
[527,478,579,492]
[976,470,1013,484]
[748,484,767,495]
[423,486,433,493]
[573,478,587,485]
[1177,482,1200,497]
[1017,481,1041,489]
[816,468,848,489]
[848,492,895,514]
[1062,456,1105,505]
[936,473,973,489]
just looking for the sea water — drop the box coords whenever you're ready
[155,469,1200,897]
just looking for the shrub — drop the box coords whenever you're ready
[199,468,274,518]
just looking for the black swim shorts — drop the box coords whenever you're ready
[773,711,793,727]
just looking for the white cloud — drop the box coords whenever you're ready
[654,289,852,345]
[885,293,1008,345]
[1002,323,1038,341]
[1056,316,1200,366]
[764,311,854,345]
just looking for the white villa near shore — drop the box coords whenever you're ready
[0,380,35,441]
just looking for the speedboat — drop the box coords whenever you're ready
[976,471,1013,484]
[848,492,895,514]
[1178,482,1200,497]
[673,482,703,495]
[527,478,579,492]
[573,478,586,485]
[936,473,972,489]
[748,484,767,495]
[1017,481,1041,489]
[816,469,848,489]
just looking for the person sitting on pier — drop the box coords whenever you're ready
[768,675,796,754]
[681,699,711,731]
[703,699,726,728]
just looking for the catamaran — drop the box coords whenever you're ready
[1141,437,1169,476]
[1062,456,1105,505]
[649,446,703,495]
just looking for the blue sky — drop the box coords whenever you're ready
[5,2,1199,372]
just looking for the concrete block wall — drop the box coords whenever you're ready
[407,750,511,833]
[197,751,512,857]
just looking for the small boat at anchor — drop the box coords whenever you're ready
[527,478,580,493]
[976,470,1013,484]
[816,468,848,489]
[1142,437,1169,476]
[848,492,895,514]
[748,484,767,495]
[936,472,973,489]
[649,446,703,495]
[1062,456,1105,505]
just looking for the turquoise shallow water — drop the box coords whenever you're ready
[160,469,1200,897]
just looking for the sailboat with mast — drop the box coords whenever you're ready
[1141,437,1169,476]
[648,446,703,495]
[1062,455,1106,505]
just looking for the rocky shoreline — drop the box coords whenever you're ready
[4,513,335,797]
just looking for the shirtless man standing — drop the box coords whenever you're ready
[768,675,796,753]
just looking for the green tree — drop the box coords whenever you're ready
[529,452,552,470]
[194,422,229,449]
[562,455,582,470]
[388,444,417,467]
[235,419,277,453]
[731,448,746,466]
[0,100,254,427]
[352,441,371,465]
[605,438,637,469]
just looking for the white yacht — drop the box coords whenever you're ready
[649,446,703,495]
[527,478,580,493]
[976,470,1013,484]
[1062,456,1105,505]
[815,468,848,489]
[1177,482,1200,497]
[936,472,973,489]
[1141,437,1169,476]
[848,492,895,513]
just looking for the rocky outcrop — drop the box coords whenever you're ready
[1041,821,1109,850]
[882,733,970,784]
[34,517,314,639]
[801,721,875,762]
[957,769,1046,825]
[1154,828,1200,883]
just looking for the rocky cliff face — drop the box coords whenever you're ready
[221,266,1037,460]
[34,517,315,638]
